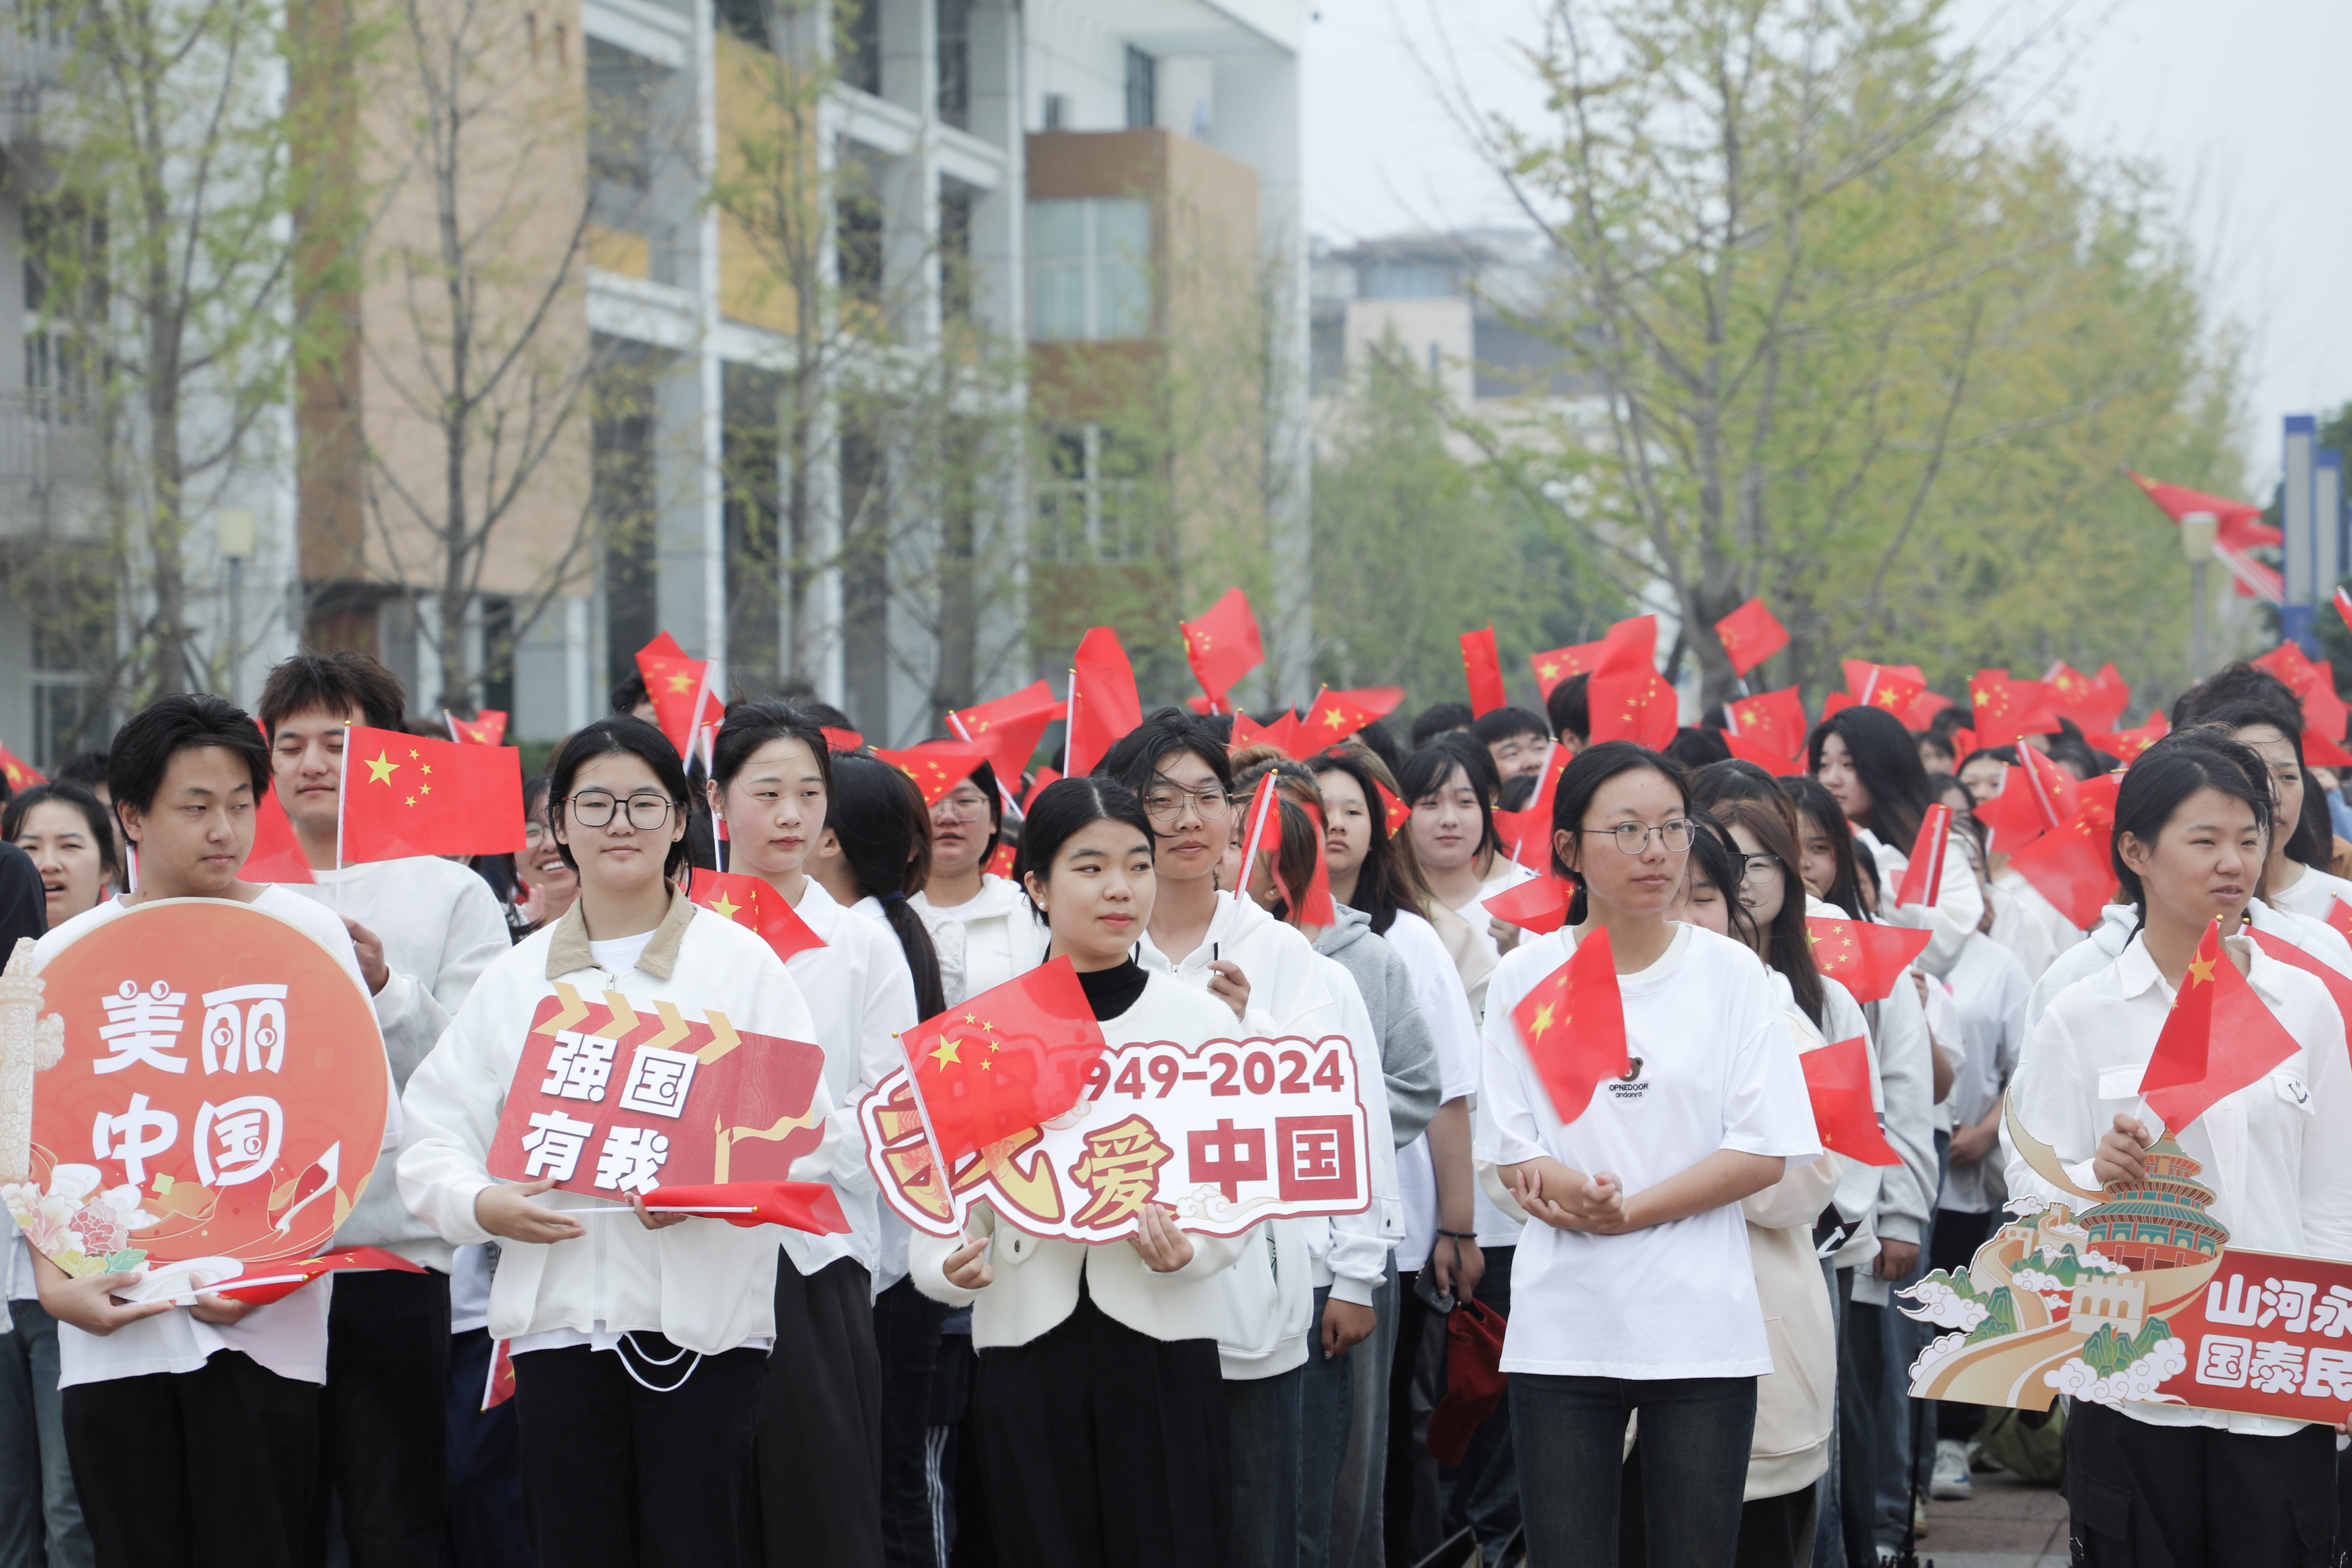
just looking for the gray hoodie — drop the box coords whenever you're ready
[1315,905,1441,1148]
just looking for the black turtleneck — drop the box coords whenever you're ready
[1074,956,1148,1022]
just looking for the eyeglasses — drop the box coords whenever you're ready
[1142,784,1232,825]
[1581,819,1696,855]
[566,791,678,830]
[1739,852,1783,884]
[932,795,992,823]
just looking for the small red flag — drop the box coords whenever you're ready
[874,742,990,808]
[1020,767,1061,809]
[1713,598,1789,677]
[2248,931,2352,1071]
[2251,641,2318,692]
[244,785,316,884]
[1301,687,1404,746]
[1723,728,1800,773]
[446,710,509,746]
[986,843,1018,878]
[483,1339,516,1411]
[1182,588,1265,707]
[1799,1037,1902,1165]
[947,681,1064,795]
[901,957,1108,1164]
[1804,917,1932,1003]
[1285,800,1339,927]
[1232,774,1282,888]
[638,1180,851,1233]
[2141,920,2301,1135]
[1841,660,1926,718]
[634,635,713,757]
[1486,874,1572,935]
[340,726,526,862]
[0,743,46,792]
[1900,690,1957,729]
[822,726,865,752]
[1586,664,1678,749]
[2004,808,2115,930]
[1231,710,1305,758]
[1493,744,1568,870]
[1530,615,1656,698]
[1373,778,1410,836]
[1977,743,2080,853]
[1893,804,1951,909]
[207,1246,425,1306]
[1461,626,1508,716]
[689,867,827,962]
[1968,671,2062,749]
[1724,686,1807,762]
[2336,586,2352,635]
[2088,712,2168,763]
[1066,627,1143,777]
[2044,663,2130,735]
[1510,928,1629,1124]
[2302,678,2352,768]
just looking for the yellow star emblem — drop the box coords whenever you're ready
[365,751,399,785]
[1529,1002,1555,1038]
[422,764,432,776]
[404,795,417,807]
[930,1035,961,1069]
[1539,661,1559,680]
[408,749,419,759]
[2186,954,2217,985]
[666,673,695,693]
[710,891,742,921]
[420,784,431,796]
[1321,707,1349,730]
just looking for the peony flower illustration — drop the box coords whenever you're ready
[66,1184,158,1258]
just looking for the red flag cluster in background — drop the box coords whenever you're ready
[2248,643,2352,766]
[946,680,1063,797]
[1722,687,1807,767]
[1966,670,2063,749]
[2042,663,2130,735]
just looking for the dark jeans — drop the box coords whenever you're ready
[322,1269,451,1568]
[1228,1366,1303,1568]
[445,1328,532,1568]
[1510,1373,1756,1568]
[1384,1270,1450,1567]
[1928,1209,1994,1443]
[0,1298,92,1568]
[2066,1398,2337,1565]
[876,1278,950,1568]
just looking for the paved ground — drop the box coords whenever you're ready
[1901,1464,2070,1567]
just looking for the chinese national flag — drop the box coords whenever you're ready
[822,726,865,752]
[1065,627,1143,777]
[1977,743,2080,853]
[483,1339,516,1412]
[2044,663,2130,735]
[689,868,826,962]
[243,785,315,884]
[874,742,989,807]
[2005,807,2116,930]
[1462,626,1508,716]
[1020,768,1060,809]
[1893,804,1951,909]
[447,710,508,746]
[1723,728,1800,772]
[1374,778,1410,836]
[1713,598,1789,677]
[2141,920,2300,1135]
[2248,930,2352,1067]
[209,1246,424,1306]
[2328,897,2352,946]
[1510,928,1628,1124]
[1301,686,1404,746]
[1799,1037,1902,1165]
[2302,676,2352,768]
[1486,874,1572,935]
[1493,744,1567,870]
[1182,588,1265,707]
[2089,711,2168,763]
[901,957,1108,1164]
[1968,671,2062,748]
[2251,641,2318,692]
[1841,660,1925,718]
[1724,686,1807,762]
[1587,665,1678,749]
[1231,710,1305,758]
[986,843,1018,878]
[1901,690,1957,729]
[1804,917,1932,1004]
[0,743,45,792]
[634,634,712,757]
[1280,800,1339,926]
[1233,774,1282,882]
[639,1180,851,1233]
[1530,615,1656,698]
[340,726,527,862]
[947,681,1064,794]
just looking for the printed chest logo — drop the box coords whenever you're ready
[1607,1057,1648,1102]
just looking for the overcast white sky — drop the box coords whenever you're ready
[1299,0,2352,490]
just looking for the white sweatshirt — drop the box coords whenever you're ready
[913,874,1047,1007]
[397,889,836,1356]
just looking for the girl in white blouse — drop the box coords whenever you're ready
[2006,728,2352,1564]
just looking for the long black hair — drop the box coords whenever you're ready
[1013,776,1155,917]
[1684,815,1759,950]
[1809,705,1936,851]
[1779,775,1869,922]
[826,753,947,1019]
[547,717,693,882]
[2111,728,2273,925]
[1549,740,1693,926]
[1308,748,1414,934]
[1711,794,1826,1027]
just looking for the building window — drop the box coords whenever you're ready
[1042,92,1069,130]
[937,0,971,129]
[1029,199,1150,340]
[839,0,881,95]
[1123,45,1155,129]
[715,0,771,49]
[1036,424,1149,564]
[940,182,975,322]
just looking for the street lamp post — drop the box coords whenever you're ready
[2180,510,2217,681]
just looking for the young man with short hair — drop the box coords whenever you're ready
[258,652,512,1568]
[31,694,393,1568]
[1469,706,1551,785]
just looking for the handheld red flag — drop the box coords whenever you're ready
[1182,588,1265,708]
[1065,627,1143,777]
[1493,744,1568,870]
[986,842,1018,878]
[1841,660,1926,719]
[1020,767,1060,809]
[205,1246,426,1307]
[1231,710,1305,758]
[1286,800,1339,927]
[2005,808,2116,930]
[2141,920,2300,1135]
[1374,778,1410,836]
[874,742,990,807]
[244,785,316,884]
[822,726,865,752]
[2089,712,2168,763]
[1713,598,1789,677]
[1232,773,1282,887]
[1587,665,1678,749]
[637,1180,851,1233]
[689,868,827,962]
[1486,874,1573,935]
[634,634,713,757]
[0,743,47,792]
[446,710,509,746]
[339,726,526,863]
[2044,663,2130,735]
[1724,686,1807,762]
[900,957,1108,1164]
[947,681,1064,799]
[1723,728,1800,773]
[1510,929,1629,1124]
[1900,689,1956,729]
[1530,615,1656,698]
[1968,671,2062,749]
[1301,687,1404,746]
[2337,585,2352,636]
[1799,1037,1902,1165]
[1804,918,1932,1004]
[2302,676,2352,768]
[1461,627,1509,716]
[1893,804,1952,909]
[483,1339,516,1411]
[2248,931,2352,1072]
[1977,743,2081,853]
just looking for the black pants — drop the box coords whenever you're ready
[970,1287,1232,1568]
[322,1268,450,1568]
[2065,1399,2337,1566]
[756,1255,883,1568]
[446,1327,533,1568]
[512,1338,767,1568]
[62,1349,321,1568]
[1836,1280,1880,1568]
[876,1276,951,1568]
[1734,1487,1819,1568]
[1928,1210,1994,1442]
[1384,1268,1450,1567]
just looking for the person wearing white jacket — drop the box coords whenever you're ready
[399,718,836,1568]
[909,778,1249,1568]
[2003,729,2352,1564]
[915,759,1049,1007]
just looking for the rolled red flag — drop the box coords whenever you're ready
[206,1247,426,1306]
[637,1181,852,1233]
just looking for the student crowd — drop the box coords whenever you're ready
[3,642,2350,1568]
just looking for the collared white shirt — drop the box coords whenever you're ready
[2006,930,2352,1434]
[2027,899,2352,1036]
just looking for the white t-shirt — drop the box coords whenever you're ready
[1388,910,1486,1271]
[2268,861,2352,927]
[587,930,656,977]
[30,888,393,1389]
[1475,923,1821,1378]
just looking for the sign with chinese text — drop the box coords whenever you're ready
[3,900,388,1280]
[486,984,830,1201]
[861,1033,1371,1244]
